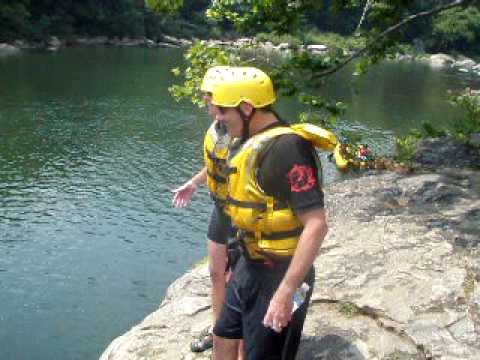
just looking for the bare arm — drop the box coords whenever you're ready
[191,166,208,186]
[171,166,208,207]
[263,208,328,332]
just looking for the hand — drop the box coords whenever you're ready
[262,289,293,333]
[171,180,197,208]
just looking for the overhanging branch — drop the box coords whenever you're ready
[313,0,474,78]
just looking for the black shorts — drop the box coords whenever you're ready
[207,204,234,245]
[213,256,314,360]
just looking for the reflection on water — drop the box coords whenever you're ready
[0,47,479,360]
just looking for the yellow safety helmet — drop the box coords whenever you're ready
[200,65,232,93]
[211,67,276,108]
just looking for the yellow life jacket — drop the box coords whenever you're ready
[226,123,336,261]
[203,121,230,202]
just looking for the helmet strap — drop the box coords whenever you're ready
[236,107,255,141]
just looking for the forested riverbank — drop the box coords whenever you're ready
[1,1,480,57]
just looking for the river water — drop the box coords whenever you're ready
[0,47,479,360]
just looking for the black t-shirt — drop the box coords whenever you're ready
[256,126,325,214]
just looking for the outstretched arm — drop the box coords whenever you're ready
[171,166,208,208]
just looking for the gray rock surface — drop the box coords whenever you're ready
[74,36,109,46]
[412,137,480,169]
[454,58,477,70]
[0,43,20,54]
[429,54,456,69]
[101,168,479,360]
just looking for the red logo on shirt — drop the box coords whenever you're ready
[287,164,317,192]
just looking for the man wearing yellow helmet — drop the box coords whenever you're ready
[172,66,240,355]
[210,67,329,360]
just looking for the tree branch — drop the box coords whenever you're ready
[313,0,474,78]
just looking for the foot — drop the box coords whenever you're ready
[190,326,213,353]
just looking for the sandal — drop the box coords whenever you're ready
[190,326,213,353]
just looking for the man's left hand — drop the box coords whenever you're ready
[262,289,294,333]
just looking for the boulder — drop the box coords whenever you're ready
[260,41,275,52]
[0,43,20,53]
[74,36,110,46]
[145,39,155,48]
[276,42,290,50]
[412,136,480,169]
[236,37,253,46]
[307,44,328,53]
[429,53,456,69]
[455,58,477,69]
[115,37,146,46]
[12,39,30,49]
[47,36,62,48]
[157,42,178,48]
[396,54,414,62]
[469,133,480,148]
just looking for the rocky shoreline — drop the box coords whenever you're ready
[2,36,479,76]
[0,35,192,53]
[100,141,480,360]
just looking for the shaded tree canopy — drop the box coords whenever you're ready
[162,0,478,144]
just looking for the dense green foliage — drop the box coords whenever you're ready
[0,0,215,42]
[2,0,479,57]
[396,88,480,162]
[169,41,242,106]
[431,6,480,54]
[162,0,479,153]
[450,89,480,140]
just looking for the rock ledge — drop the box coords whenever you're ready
[101,165,480,360]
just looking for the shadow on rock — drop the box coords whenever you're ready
[412,137,480,170]
[296,334,366,360]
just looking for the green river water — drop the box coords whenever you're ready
[0,47,479,360]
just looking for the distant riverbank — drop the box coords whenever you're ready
[2,35,480,78]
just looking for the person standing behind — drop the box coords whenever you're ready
[172,66,235,353]
[210,67,329,360]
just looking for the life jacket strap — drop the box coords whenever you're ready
[241,227,303,240]
[224,166,237,176]
[207,170,227,183]
[226,196,289,211]
[206,150,227,164]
